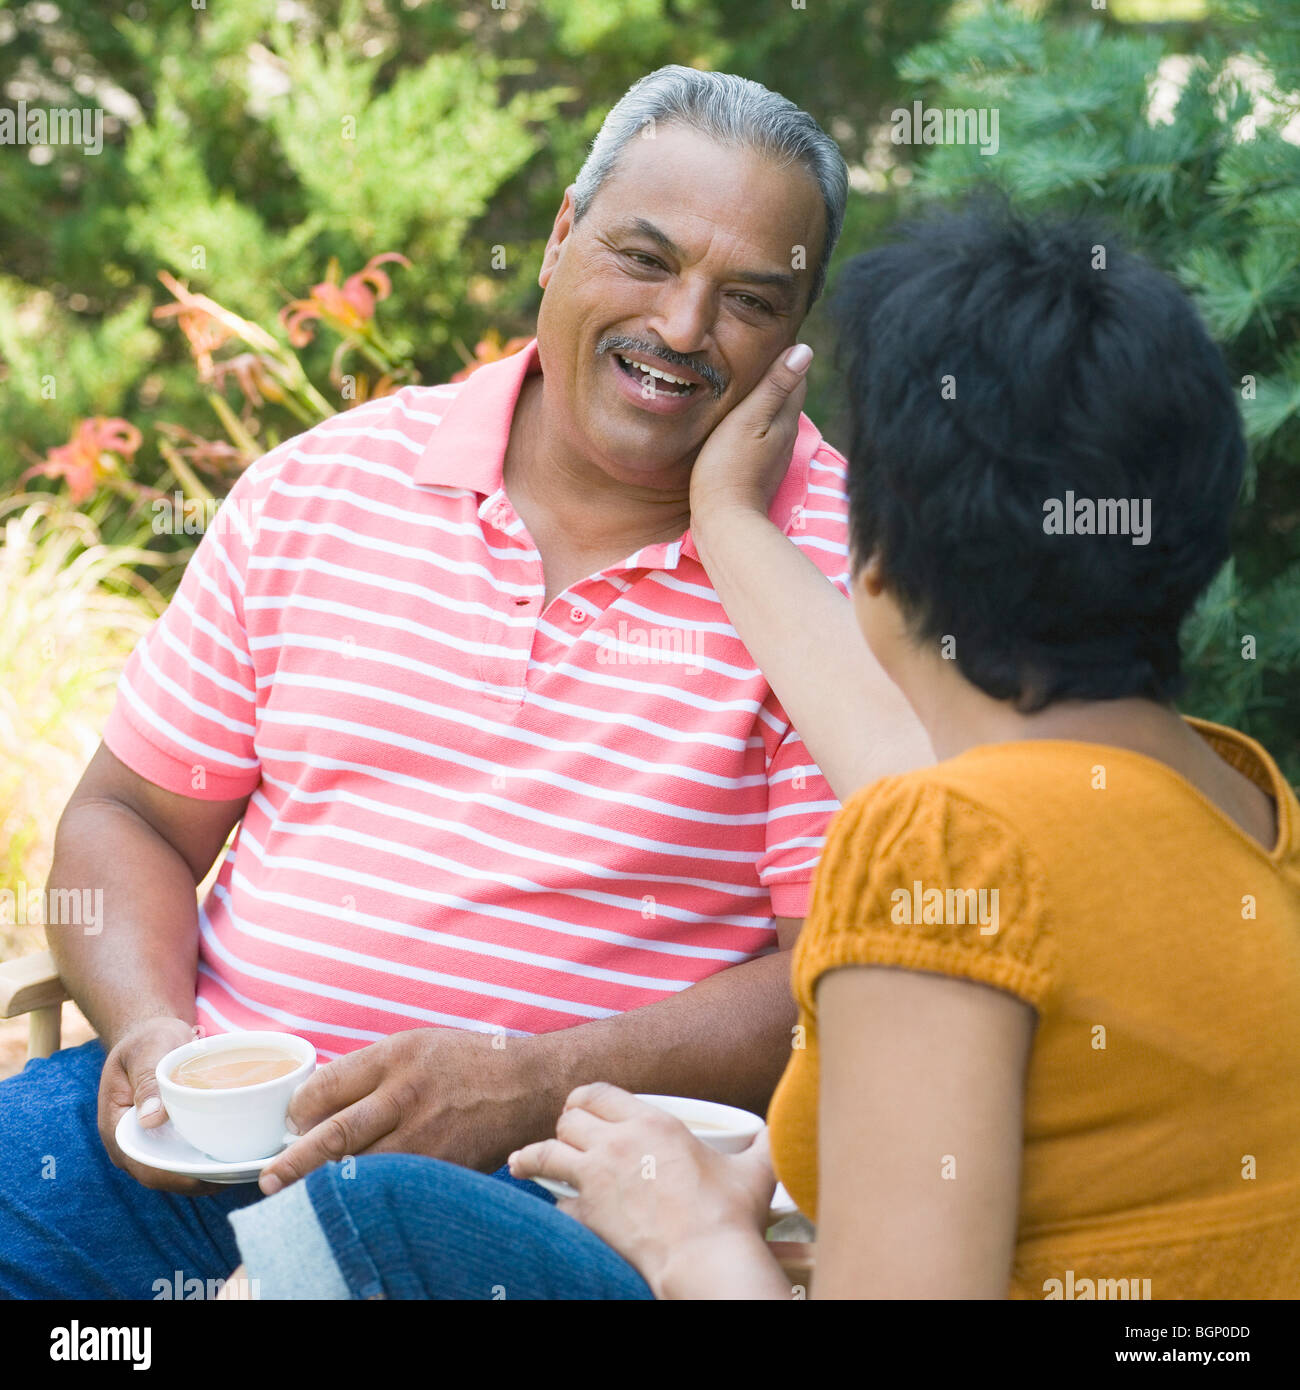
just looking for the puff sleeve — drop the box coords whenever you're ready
[792,776,1057,1013]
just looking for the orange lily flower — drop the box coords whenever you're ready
[450,329,533,382]
[152,271,280,379]
[209,351,288,408]
[20,417,143,505]
[280,252,412,347]
[155,422,250,479]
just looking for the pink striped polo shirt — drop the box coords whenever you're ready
[104,339,853,1057]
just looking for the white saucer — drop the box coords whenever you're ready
[115,1106,290,1185]
[531,1174,799,1223]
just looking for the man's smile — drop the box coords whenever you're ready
[615,351,701,394]
[605,346,713,416]
[596,335,726,421]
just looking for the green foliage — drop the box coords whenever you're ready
[0,280,160,447]
[893,0,1300,784]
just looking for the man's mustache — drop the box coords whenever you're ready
[597,336,727,399]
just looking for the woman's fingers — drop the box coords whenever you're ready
[508,1137,583,1186]
[561,1080,655,1122]
[742,1124,772,1166]
[260,1089,402,1194]
[554,1103,610,1150]
[745,342,812,439]
[730,1125,777,1202]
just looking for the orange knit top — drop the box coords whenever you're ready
[767,718,1300,1298]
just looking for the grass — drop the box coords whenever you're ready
[0,494,173,960]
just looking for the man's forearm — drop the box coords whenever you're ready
[523,950,797,1124]
[46,798,201,1049]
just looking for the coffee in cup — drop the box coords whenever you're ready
[635,1095,764,1153]
[171,1047,302,1091]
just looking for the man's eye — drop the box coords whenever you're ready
[734,293,774,314]
[624,251,664,269]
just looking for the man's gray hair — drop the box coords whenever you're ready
[572,65,848,309]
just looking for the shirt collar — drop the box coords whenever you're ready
[413,336,824,565]
[413,337,541,494]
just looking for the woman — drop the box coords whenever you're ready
[222,209,1300,1299]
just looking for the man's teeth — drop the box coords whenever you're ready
[617,355,697,393]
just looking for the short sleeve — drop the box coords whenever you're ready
[756,708,842,920]
[102,456,275,801]
[792,776,1056,1012]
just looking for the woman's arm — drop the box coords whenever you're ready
[688,345,932,803]
[813,965,1035,1298]
[692,504,932,802]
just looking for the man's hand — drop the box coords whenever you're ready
[689,342,813,523]
[257,1027,553,1194]
[99,1016,226,1194]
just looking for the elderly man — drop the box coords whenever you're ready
[0,65,927,1299]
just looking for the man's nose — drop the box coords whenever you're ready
[644,280,715,365]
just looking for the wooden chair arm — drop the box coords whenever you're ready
[0,950,68,1018]
[0,950,70,1060]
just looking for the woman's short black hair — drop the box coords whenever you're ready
[829,205,1245,710]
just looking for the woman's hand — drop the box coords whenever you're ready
[688,343,813,527]
[508,1083,788,1299]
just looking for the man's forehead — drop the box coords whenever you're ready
[592,140,820,269]
[595,124,821,222]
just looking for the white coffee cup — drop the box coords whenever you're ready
[634,1094,765,1153]
[155,1030,317,1163]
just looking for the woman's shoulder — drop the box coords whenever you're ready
[839,731,1229,855]
[800,768,1057,1014]
[889,720,1297,864]
[821,763,1049,909]
[829,750,1057,860]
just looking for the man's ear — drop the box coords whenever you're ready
[539,185,578,290]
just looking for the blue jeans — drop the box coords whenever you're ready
[229,1154,654,1299]
[0,1039,626,1300]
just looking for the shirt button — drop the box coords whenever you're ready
[569,606,586,623]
